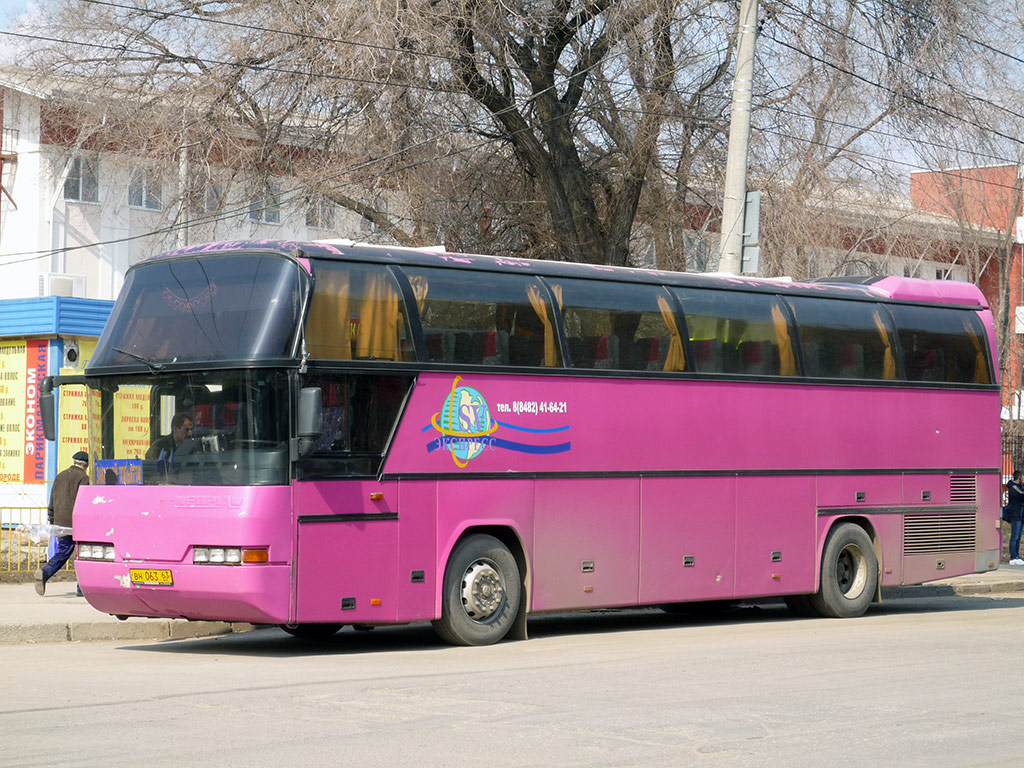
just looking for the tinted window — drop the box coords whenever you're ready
[306,261,414,362]
[300,373,413,477]
[92,254,303,368]
[672,288,797,376]
[403,267,561,367]
[889,305,992,384]
[81,370,289,486]
[786,297,898,380]
[549,278,685,371]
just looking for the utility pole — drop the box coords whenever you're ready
[176,142,189,249]
[718,0,759,275]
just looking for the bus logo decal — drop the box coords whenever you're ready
[425,377,570,467]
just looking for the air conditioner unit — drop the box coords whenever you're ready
[38,273,86,298]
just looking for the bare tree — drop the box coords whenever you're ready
[14,0,1020,275]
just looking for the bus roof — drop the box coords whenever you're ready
[156,239,989,310]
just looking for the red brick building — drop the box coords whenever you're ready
[910,164,1023,420]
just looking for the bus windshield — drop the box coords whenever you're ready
[77,369,290,486]
[90,253,305,368]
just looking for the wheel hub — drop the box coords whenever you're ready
[461,560,504,620]
[836,544,868,599]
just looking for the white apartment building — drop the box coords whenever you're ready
[0,74,394,302]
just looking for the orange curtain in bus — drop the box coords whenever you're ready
[527,284,558,366]
[408,275,429,314]
[872,310,896,379]
[771,304,797,375]
[355,273,399,360]
[306,268,351,359]
[656,295,686,371]
[963,316,990,384]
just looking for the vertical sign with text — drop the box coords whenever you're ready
[23,340,47,483]
[0,339,47,484]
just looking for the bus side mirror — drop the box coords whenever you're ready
[41,377,56,441]
[296,387,322,459]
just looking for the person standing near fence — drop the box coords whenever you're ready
[34,451,90,596]
[1007,469,1024,566]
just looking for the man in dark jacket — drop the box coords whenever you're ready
[1007,469,1024,566]
[34,451,90,596]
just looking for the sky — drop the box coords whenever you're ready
[0,1,28,29]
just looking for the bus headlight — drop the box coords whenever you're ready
[79,543,115,560]
[192,546,262,565]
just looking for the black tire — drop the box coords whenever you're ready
[432,534,521,646]
[280,623,343,640]
[809,523,878,618]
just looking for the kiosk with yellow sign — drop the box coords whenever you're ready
[0,297,113,516]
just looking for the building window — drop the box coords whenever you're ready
[306,196,336,229]
[63,157,98,203]
[249,182,281,224]
[203,183,223,214]
[128,168,162,210]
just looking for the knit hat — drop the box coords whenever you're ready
[72,451,89,464]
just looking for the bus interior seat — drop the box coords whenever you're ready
[567,335,619,368]
[802,341,823,377]
[613,334,641,370]
[638,337,664,371]
[693,338,724,372]
[594,334,619,369]
[509,332,543,366]
[482,330,509,365]
[739,340,775,375]
[838,343,864,378]
[919,348,946,381]
[567,336,590,368]
[316,405,348,451]
[424,329,456,363]
[453,331,477,363]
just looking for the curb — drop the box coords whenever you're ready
[0,620,256,645]
[882,579,1024,600]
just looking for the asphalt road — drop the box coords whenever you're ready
[2,594,1021,767]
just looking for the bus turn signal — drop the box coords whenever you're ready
[242,548,269,563]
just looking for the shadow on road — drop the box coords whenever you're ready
[120,592,1024,657]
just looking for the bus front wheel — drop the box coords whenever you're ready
[810,523,878,618]
[433,534,521,646]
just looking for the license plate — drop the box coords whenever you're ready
[129,568,173,586]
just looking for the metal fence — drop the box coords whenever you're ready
[0,507,74,575]
[1004,436,1024,480]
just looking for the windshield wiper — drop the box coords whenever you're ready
[113,347,165,373]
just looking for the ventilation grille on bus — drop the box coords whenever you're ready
[950,475,977,505]
[903,513,977,555]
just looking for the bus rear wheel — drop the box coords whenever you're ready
[280,623,343,640]
[810,523,878,618]
[433,534,521,646]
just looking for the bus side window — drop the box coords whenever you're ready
[402,267,560,367]
[300,373,414,478]
[785,297,898,380]
[674,288,796,376]
[306,261,415,362]
[889,305,992,384]
[550,279,684,372]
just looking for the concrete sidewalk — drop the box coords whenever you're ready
[3,567,1024,645]
[0,581,255,644]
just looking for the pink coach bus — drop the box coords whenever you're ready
[41,240,1000,645]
